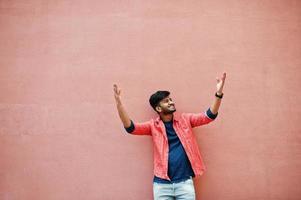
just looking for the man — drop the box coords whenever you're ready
[113,72,226,200]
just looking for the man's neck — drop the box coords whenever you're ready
[160,113,173,122]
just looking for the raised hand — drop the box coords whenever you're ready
[216,72,226,93]
[113,84,122,104]
[113,84,132,127]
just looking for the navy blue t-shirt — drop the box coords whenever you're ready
[153,121,195,183]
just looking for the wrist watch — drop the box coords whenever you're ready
[215,92,223,99]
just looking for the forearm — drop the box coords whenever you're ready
[210,93,223,115]
[116,102,132,128]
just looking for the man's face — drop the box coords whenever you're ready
[156,96,176,114]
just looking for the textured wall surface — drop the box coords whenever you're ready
[0,0,301,199]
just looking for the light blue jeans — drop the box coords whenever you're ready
[153,177,196,200]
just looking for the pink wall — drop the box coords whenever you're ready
[1,0,301,199]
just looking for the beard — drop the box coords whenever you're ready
[161,107,176,115]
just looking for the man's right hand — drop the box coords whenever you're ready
[113,84,132,128]
[113,84,122,105]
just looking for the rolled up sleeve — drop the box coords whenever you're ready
[185,108,217,128]
[206,108,218,120]
[124,120,152,136]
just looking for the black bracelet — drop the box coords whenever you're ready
[215,92,223,99]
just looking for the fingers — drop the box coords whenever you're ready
[222,73,226,82]
[113,84,121,95]
[216,72,227,85]
[217,72,226,82]
[221,72,226,76]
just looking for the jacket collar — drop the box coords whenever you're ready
[155,112,180,124]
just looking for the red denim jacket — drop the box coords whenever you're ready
[127,110,216,181]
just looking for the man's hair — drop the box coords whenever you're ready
[149,90,170,111]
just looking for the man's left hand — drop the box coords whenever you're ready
[216,72,226,93]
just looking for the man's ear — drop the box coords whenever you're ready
[155,105,161,113]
